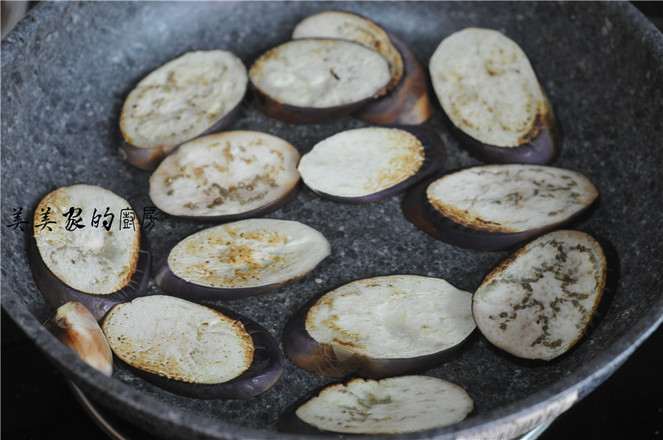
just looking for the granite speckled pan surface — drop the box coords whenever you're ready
[2,2,662,439]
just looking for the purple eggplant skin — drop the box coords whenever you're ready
[119,105,242,171]
[247,81,385,125]
[401,169,596,252]
[304,125,446,204]
[441,95,562,165]
[110,304,284,399]
[354,32,436,126]
[282,294,472,379]
[154,250,286,301]
[28,233,151,322]
[152,180,301,224]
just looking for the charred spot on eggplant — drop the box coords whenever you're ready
[283,275,475,379]
[278,376,474,435]
[46,301,113,376]
[29,184,151,321]
[472,230,607,361]
[119,50,248,170]
[149,131,300,221]
[154,218,331,300]
[248,38,392,123]
[402,164,598,251]
[102,295,283,399]
[293,10,434,125]
[297,125,445,203]
[429,28,561,164]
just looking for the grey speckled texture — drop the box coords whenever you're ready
[2,2,662,439]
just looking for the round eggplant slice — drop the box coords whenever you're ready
[473,230,607,361]
[283,275,475,379]
[29,184,150,321]
[119,50,248,170]
[102,295,283,399]
[402,164,598,251]
[46,301,113,376]
[149,131,300,221]
[155,218,331,300]
[429,28,561,164]
[278,376,474,435]
[297,126,445,203]
[248,38,391,124]
[293,10,434,125]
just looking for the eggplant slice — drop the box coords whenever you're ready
[248,38,392,123]
[119,50,248,170]
[403,164,598,251]
[293,10,435,125]
[29,184,150,321]
[155,218,331,300]
[46,301,113,376]
[297,125,445,203]
[278,376,474,435]
[283,275,475,378]
[149,131,300,221]
[429,28,561,164]
[102,295,283,399]
[473,230,607,361]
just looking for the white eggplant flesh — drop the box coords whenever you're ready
[281,376,474,435]
[298,127,425,200]
[429,28,560,163]
[248,38,391,123]
[102,295,284,398]
[47,301,113,376]
[29,184,150,320]
[149,131,300,220]
[292,10,435,125]
[155,218,331,300]
[284,275,475,378]
[292,11,403,94]
[473,230,607,360]
[426,164,598,233]
[119,50,247,169]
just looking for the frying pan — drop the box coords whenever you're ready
[2,2,662,439]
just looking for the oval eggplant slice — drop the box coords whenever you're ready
[283,275,475,379]
[29,184,150,321]
[429,28,561,164]
[155,218,331,300]
[119,50,248,170]
[293,10,435,125]
[297,126,445,203]
[248,38,391,123]
[149,131,300,221]
[46,301,113,376]
[402,164,598,251]
[473,230,607,361]
[278,376,474,435]
[102,295,283,399]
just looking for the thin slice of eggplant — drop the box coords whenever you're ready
[248,38,391,123]
[155,218,331,300]
[283,275,475,378]
[297,125,445,203]
[102,295,283,399]
[148,131,300,221]
[293,10,435,125]
[46,301,113,376]
[402,164,598,251]
[278,376,474,435]
[429,28,561,164]
[119,50,248,170]
[472,230,607,361]
[29,184,150,321]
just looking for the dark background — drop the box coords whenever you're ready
[2,2,662,439]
